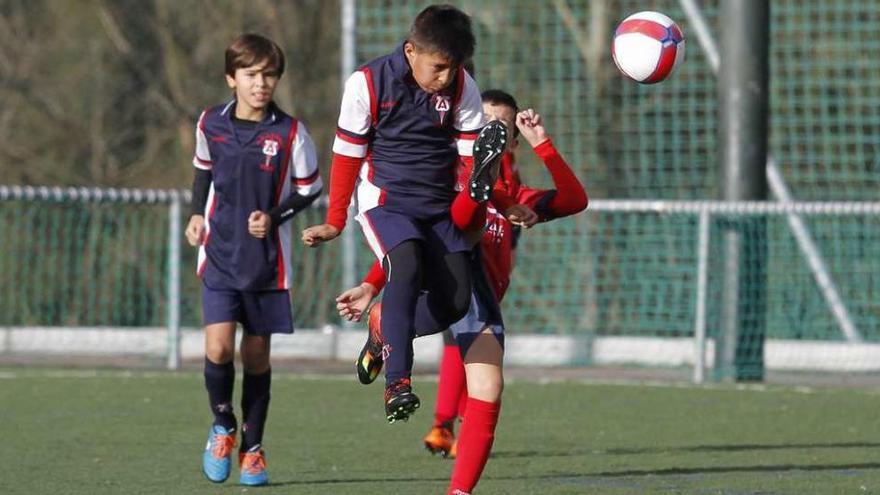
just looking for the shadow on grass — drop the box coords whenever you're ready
[268,461,880,486]
[492,440,880,459]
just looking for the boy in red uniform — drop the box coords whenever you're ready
[337,90,587,494]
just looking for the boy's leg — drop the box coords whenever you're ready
[204,322,238,431]
[424,331,465,457]
[413,219,474,338]
[235,289,291,486]
[203,321,237,483]
[381,240,424,421]
[412,249,472,336]
[448,330,504,495]
[239,334,271,452]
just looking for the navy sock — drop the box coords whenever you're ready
[204,357,237,431]
[241,369,272,451]
[382,242,422,386]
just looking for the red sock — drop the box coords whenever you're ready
[434,345,466,427]
[456,380,468,419]
[447,398,501,494]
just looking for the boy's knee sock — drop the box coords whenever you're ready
[448,398,501,494]
[382,243,422,385]
[241,368,272,451]
[381,285,416,385]
[204,357,237,431]
[456,382,469,419]
[434,345,466,426]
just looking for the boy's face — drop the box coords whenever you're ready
[404,42,457,94]
[226,59,280,114]
[482,102,518,152]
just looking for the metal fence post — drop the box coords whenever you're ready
[167,194,182,370]
[340,0,357,329]
[693,209,711,384]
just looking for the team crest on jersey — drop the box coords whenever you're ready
[433,94,451,125]
[262,139,279,157]
[257,133,283,172]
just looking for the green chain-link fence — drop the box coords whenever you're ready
[2,1,879,374]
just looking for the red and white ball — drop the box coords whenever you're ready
[612,11,685,84]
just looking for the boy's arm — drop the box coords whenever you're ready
[515,109,588,221]
[268,124,323,226]
[532,139,588,218]
[450,71,518,229]
[336,260,384,322]
[304,71,372,246]
[326,71,373,231]
[186,110,212,246]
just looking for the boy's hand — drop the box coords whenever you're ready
[336,283,378,322]
[185,215,206,246]
[302,224,341,247]
[516,109,550,148]
[504,204,538,228]
[248,210,272,239]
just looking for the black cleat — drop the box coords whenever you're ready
[385,378,420,423]
[469,120,508,203]
[356,303,384,385]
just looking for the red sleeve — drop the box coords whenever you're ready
[325,153,362,230]
[450,155,485,231]
[489,180,516,213]
[532,139,588,218]
[362,260,386,292]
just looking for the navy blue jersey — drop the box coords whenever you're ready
[332,44,484,219]
[193,100,322,290]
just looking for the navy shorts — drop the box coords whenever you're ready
[356,206,471,260]
[201,283,294,335]
[446,247,505,357]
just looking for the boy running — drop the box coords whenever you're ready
[187,33,322,486]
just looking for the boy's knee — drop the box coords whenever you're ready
[450,290,470,321]
[468,377,503,403]
[205,344,234,364]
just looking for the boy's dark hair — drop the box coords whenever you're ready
[482,89,520,137]
[408,5,475,65]
[225,33,285,77]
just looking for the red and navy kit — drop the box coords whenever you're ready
[365,138,588,304]
[480,141,587,300]
[192,100,322,292]
[327,43,484,259]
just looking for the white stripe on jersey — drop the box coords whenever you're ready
[290,124,323,196]
[193,110,212,170]
[332,138,368,158]
[453,71,486,158]
[196,183,216,275]
[333,71,372,158]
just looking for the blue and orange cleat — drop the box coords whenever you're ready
[238,445,269,486]
[356,302,384,385]
[469,120,508,203]
[202,424,236,483]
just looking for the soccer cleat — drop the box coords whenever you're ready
[449,439,458,459]
[469,120,508,203]
[202,424,236,483]
[423,424,455,457]
[238,445,269,486]
[385,378,420,423]
[356,302,384,385]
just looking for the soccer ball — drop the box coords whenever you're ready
[612,11,685,84]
